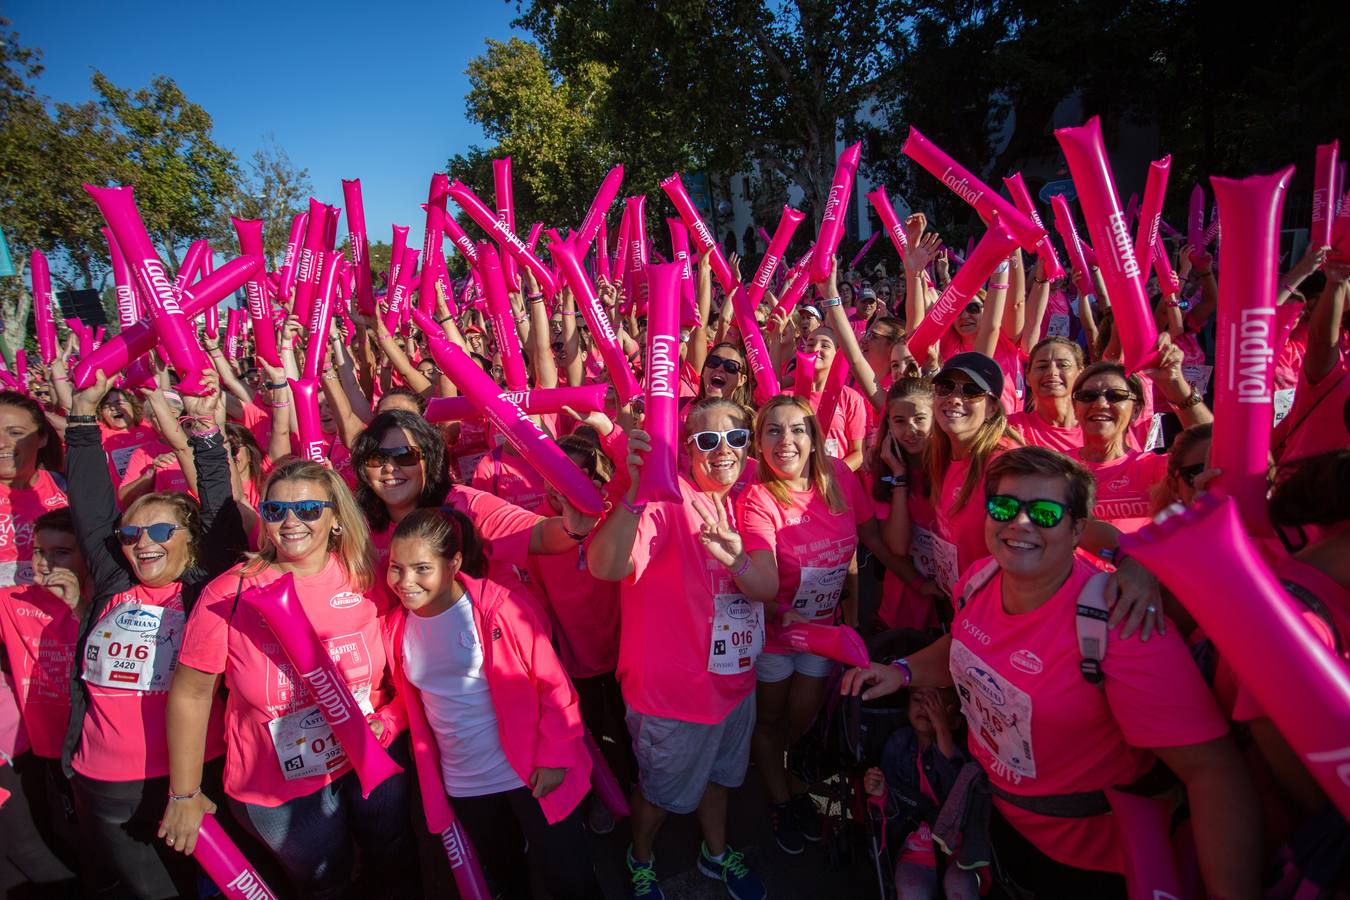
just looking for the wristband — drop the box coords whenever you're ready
[1033,276,1050,284]
[66,415,97,425]
[168,787,202,802]
[527,292,544,302]
[621,497,647,517]
[729,553,751,579]
[1097,546,1121,565]
[880,474,908,487]
[891,657,913,687]
[266,381,288,391]
[820,296,842,308]
[562,523,588,542]
[988,282,1010,290]
[1174,387,1204,410]
[436,315,454,324]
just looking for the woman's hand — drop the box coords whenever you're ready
[840,661,907,701]
[879,434,906,476]
[558,494,600,539]
[530,766,566,799]
[903,213,927,249]
[180,370,223,428]
[622,427,651,491]
[692,494,743,568]
[1105,556,1165,640]
[71,369,109,418]
[1145,332,1190,403]
[37,567,83,613]
[561,405,614,438]
[157,792,217,856]
[907,232,943,273]
[862,767,885,797]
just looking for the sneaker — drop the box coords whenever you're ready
[627,847,665,899]
[769,801,805,855]
[789,793,821,843]
[697,842,767,900]
[589,794,615,835]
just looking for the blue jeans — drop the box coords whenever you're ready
[229,736,418,900]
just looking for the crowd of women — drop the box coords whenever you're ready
[1,150,1348,900]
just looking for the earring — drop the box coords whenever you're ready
[331,524,343,536]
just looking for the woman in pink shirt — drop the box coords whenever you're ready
[0,391,67,588]
[1006,337,1086,454]
[386,508,602,900]
[63,371,245,900]
[1272,259,1349,464]
[1069,348,1210,535]
[798,327,868,469]
[844,447,1260,898]
[163,459,419,899]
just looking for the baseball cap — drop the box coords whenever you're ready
[799,304,823,320]
[860,287,877,301]
[937,351,1004,398]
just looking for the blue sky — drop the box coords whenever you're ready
[8,0,522,250]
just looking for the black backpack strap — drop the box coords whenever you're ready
[1075,571,1111,685]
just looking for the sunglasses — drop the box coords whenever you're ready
[962,302,984,316]
[704,356,743,375]
[933,378,988,399]
[116,523,181,545]
[362,445,424,468]
[1072,388,1135,405]
[688,429,751,452]
[1173,461,1206,486]
[986,495,1068,528]
[259,499,335,523]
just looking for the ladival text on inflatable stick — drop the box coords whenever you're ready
[625,195,649,308]
[29,249,57,365]
[425,384,608,424]
[232,218,282,367]
[419,174,449,317]
[574,164,624,253]
[808,142,863,281]
[1311,144,1340,248]
[1209,166,1293,538]
[224,308,244,361]
[1054,117,1159,373]
[276,212,307,301]
[442,214,479,268]
[84,184,215,395]
[194,815,280,900]
[1049,194,1095,300]
[902,127,1045,253]
[1130,156,1171,280]
[342,179,375,315]
[1119,495,1350,820]
[303,250,344,380]
[476,242,529,391]
[548,233,641,403]
[175,240,212,292]
[906,217,1020,359]
[105,227,141,333]
[1003,172,1065,280]
[637,263,682,503]
[747,206,805,310]
[660,172,737,293]
[387,224,409,300]
[240,573,403,797]
[289,378,327,464]
[492,157,519,291]
[447,180,557,297]
[728,286,781,405]
[417,320,605,516]
[292,198,328,322]
[668,218,697,325]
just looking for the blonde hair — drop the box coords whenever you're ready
[246,459,375,591]
[753,395,846,514]
[926,395,1017,514]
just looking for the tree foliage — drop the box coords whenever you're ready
[212,136,312,266]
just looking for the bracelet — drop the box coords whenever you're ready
[189,427,221,441]
[729,553,751,579]
[621,497,647,517]
[1097,546,1121,565]
[436,315,454,324]
[880,474,908,487]
[820,296,842,308]
[66,414,97,425]
[1174,387,1204,410]
[527,293,544,302]
[52,374,69,382]
[562,523,588,542]
[1034,276,1050,284]
[891,657,913,687]
[268,400,291,409]
[266,381,288,391]
[167,786,202,802]
[988,282,1010,290]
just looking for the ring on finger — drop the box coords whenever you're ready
[1146,604,1157,615]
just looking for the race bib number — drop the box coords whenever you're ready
[1046,314,1071,338]
[950,638,1035,780]
[83,602,185,693]
[824,437,842,459]
[1181,363,1213,398]
[931,533,961,596]
[1143,413,1165,452]
[707,594,764,675]
[109,445,138,478]
[910,527,936,581]
[792,565,848,621]
[1273,389,1295,425]
[0,560,32,587]
[456,451,487,482]
[268,686,374,781]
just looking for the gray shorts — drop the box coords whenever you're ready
[754,649,835,683]
[625,692,756,814]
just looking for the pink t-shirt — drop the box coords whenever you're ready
[101,424,161,484]
[738,459,870,651]
[1007,410,1083,454]
[938,334,1025,415]
[75,581,227,781]
[932,445,1012,596]
[451,419,491,482]
[123,445,193,497]
[177,557,391,806]
[950,555,1228,872]
[0,470,68,587]
[621,476,757,724]
[0,584,77,758]
[1071,449,1168,533]
[471,447,548,515]
[526,500,620,678]
[1273,349,1350,465]
[809,383,868,460]
[870,475,941,632]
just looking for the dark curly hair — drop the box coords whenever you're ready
[352,410,452,533]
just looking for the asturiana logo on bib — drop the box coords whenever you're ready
[116,608,161,631]
[329,592,363,610]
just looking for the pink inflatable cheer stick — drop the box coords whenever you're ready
[1104,790,1185,900]
[425,383,608,424]
[322,205,340,253]
[224,308,244,360]
[288,378,328,463]
[493,158,519,291]
[1187,184,1206,254]
[92,326,106,351]
[342,179,376,316]
[381,243,417,337]
[1202,211,1221,249]
[848,232,880,272]
[29,249,57,365]
[418,319,605,516]
[303,250,343,380]
[793,351,815,398]
[596,218,611,282]
[1049,194,1095,300]
[660,173,737,294]
[1152,232,1182,296]
[867,186,910,265]
[613,204,632,298]
[419,174,450,316]
[907,217,1019,359]
[815,351,849,430]
[1331,191,1350,262]
[1118,494,1350,820]
[105,227,141,332]
[194,815,280,899]
[231,218,282,367]
[771,247,817,320]
[1123,192,1139,229]
[447,180,558,297]
[198,253,219,341]
[1003,173,1065,280]
[14,350,27,394]
[176,239,211,291]
[1054,118,1159,374]
[276,212,307,301]
[746,206,806,310]
[575,164,624,254]
[84,184,215,395]
[778,623,869,668]
[476,243,529,391]
[1209,166,1293,538]
[549,234,641,403]
[625,196,649,308]
[292,198,328,323]
[241,572,403,796]
[584,730,631,820]
[637,263,682,503]
[727,285,781,404]
[808,142,863,282]
[1130,156,1171,281]
[902,127,1044,253]
[667,218,697,326]
[443,213,479,269]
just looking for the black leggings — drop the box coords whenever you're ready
[451,787,602,900]
[0,752,77,895]
[573,669,636,788]
[990,807,1127,899]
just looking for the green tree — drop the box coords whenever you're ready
[213,135,312,266]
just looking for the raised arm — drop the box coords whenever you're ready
[1021,255,1053,355]
[67,372,140,596]
[1305,260,1349,385]
[818,258,883,409]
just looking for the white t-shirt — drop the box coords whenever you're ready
[402,592,523,797]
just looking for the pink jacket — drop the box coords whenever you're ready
[387,573,591,827]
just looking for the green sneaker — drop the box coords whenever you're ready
[626,846,665,899]
[697,842,766,900]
